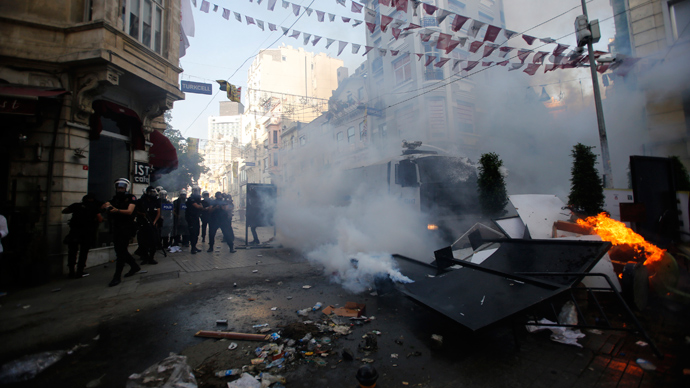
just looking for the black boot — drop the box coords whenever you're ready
[228,243,236,253]
[68,266,76,279]
[109,264,124,286]
[76,266,89,278]
[207,245,213,253]
[191,246,200,254]
[124,263,142,277]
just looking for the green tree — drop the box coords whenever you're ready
[568,143,604,215]
[152,112,208,192]
[670,156,690,191]
[477,152,508,216]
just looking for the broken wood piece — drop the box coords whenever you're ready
[194,330,270,341]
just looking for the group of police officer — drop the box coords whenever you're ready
[63,178,236,287]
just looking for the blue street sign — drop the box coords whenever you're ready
[181,81,212,95]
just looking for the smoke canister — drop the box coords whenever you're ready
[356,364,379,387]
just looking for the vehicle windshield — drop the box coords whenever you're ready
[416,156,479,215]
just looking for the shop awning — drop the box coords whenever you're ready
[90,100,146,150]
[149,129,178,175]
[0,85,69,115]
[0,85,69,98]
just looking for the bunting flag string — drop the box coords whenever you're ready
[190,0,638,77]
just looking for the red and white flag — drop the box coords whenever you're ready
[464,61,479,71]
[467,20,485,38]
[392,28,401,39]
[553,44,569,57]
[267,0,277,11]
[522,35,536,45]
[381,15,393,32]
[451,15,469,32]
[532,51,548,64]
[469,41,483,53]
[363,46,374,55]
[352,2,364,13]
[482,43,498,58]
[246,16,255,25]
[435,58,450,67]
[312,36,322,45]
[523,64,540,76]
[436,33,452,51]
[425,55,436,66]
[517,49,531,63]
[498,46,513,58]
[423,3,437,14]
[436,10,452,25]
[483,25,501,42]
[337,41,348,56]
[292,3,300,16]
[316,10,325,22]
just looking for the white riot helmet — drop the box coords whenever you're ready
[159,190,168,200]
[114,178,131,192]
[155,186,164,193]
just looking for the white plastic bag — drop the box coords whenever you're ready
[126,352,197,388]
[227,373,261,388]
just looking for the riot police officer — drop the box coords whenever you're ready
[62,194,104,278]
[103,178,141,287]
[172,189,188,247]
[207,191,236,253]
[159,190,174,250]
[186,186,203,254]
[135,186,160,264]
[200,190,211,243]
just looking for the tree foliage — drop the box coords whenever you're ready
[477,152,508,216]
[670,156,690,191]
[151,112,208,192]
[568,143,604,215]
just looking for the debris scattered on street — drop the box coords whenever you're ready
[127,353,197,388]
[635,358,656,371]
[194,331,270,341]
[216,319,228,325]
[391,353,399,359]
[361,358,374,363]
[407,351,422,358]
[0,349,68,383]
[302,285,312,289]
[431,334,443,347]
[253,323,269,328]
[228,342,238,350]
[252,270,259,273]
[342,349,354,361]
[226,373,260,388]
[635,340,648,347]
[270,307,277,311]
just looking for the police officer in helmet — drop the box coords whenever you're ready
[103,178,141,287]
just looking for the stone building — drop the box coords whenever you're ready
[0,0,184,286]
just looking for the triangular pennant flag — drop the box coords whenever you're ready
[464,60,479,71]
[379,0,391,5]
[213,4,218,12]
[411,0,422,14]
[451,15,469,32]
[337,41,348,56]
[523,63,540,75]
[508,63,524,71]
[351,2,364,13]
[456,37,468,47]
[268,23,277,31]
[352,20,362,27]
[404,23,421,30]
[436,10,452,25]
[200,0,210,13]
[522,34,536,45]
[445,39,461,54]
[425,55,436,66]
[303,33,311,45]
[540,37,556,44]
[483,25,501,42]
[289,30,300,39]
[381,15,393,32]
[498,46,513,58]
[234,12,241,22]
[423,3,437,14]
[550,54,565,64]
[312,36,321,45]
[435,58,450,68]
[292,3,300,16]
[222,8,230,19]
[597,64,610,74]
[539,86,550,101]
[316,10,325,21]
[282,0,289,9]
[258,0,263,5]
[469,40,483,53]
[517,49,531,63]
[256,20,265,30]
[416,53,424,61]
[342,17,351,23]
[363,46,374,55]
[392,27,401,39]
[396,0,408,12]
[390,50,399,56]
[497,60,509,66]
[329,13,336,22]
[482,61,493,66]
[281,26,289,35]
[504,29,518,40]
[326,38,335,48]
[305,7,313,16]
[352,43,361,54]
[366,22,376,32]
[379,48,387,56]
[452,60,463,70]
[336,0,346,6]
[467,20,485,38]
[420,32,432,42]
[482,43,498,58]
[267,0,277,11]
[436,33,452,51]
[532,51,548,64]
[553,44,568,57]
[246,16,255,25]
[544,64,557,73]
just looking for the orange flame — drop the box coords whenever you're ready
[576,213,666,266]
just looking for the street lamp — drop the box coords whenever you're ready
[576,0,614,189]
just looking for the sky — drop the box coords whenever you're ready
[171,0,619,141]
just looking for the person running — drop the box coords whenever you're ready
[103,178,141,287]
[206,192,236,253]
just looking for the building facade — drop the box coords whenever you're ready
[0,0,184,285]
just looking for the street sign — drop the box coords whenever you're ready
[181,81,212,95]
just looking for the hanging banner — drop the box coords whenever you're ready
[181,81,212,95]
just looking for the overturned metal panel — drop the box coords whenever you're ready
[399,239,611,331]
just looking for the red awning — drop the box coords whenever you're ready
[90,100,146,150]
[149,129,178,175]
[0,85,69,98]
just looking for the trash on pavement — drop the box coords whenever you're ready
[228,342,238,350]
[302,285,312,289]
[259,373,286,388]
[296,308,310,316]
[312,302,323,311]
[270,307,277,311]
[85,374,105,387]
[215,368,241,377]
[526,318,585,347]
[194,331,270,341]
[126,352,197,388]
[635,358,656,371]
[0,350,68,384]
[406,351,422,358]
[253,323,269,328]
[323,302,366,317]
[391,353,399,359]
[216,320,228,325]
[635,340,648,347]
[51,288,61,292]
[431,334,443,347]
[226,373,261,388]
[252,270,259,273]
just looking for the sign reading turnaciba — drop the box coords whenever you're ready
[181,81,212,95]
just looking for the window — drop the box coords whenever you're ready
[282,56,287,61]
[273,130,278,144]
[477,11,494,22]
[264,157,268,171]
[423,42,444,81]
[300,136,307,146]
[337,131,344,142]
[347,127,355,142]
[124,0,165,54]
[359,122,366,139]
[358,87,365,101]
[668,0,690,42]
[393,54,412,85]
[274,154,278,166]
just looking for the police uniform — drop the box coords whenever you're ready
[173,196,188,246]
[63,196,104,278]
[160,197,174,248]
[200,195,211,242]
[186,193,203,253]
[207,195,236,253]
[109,191,141,285]
[135,193,160,264]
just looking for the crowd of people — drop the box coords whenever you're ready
[62,178,237,287]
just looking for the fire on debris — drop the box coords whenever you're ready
[576,213,666,266]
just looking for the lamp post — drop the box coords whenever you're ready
[578,0,614,189]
